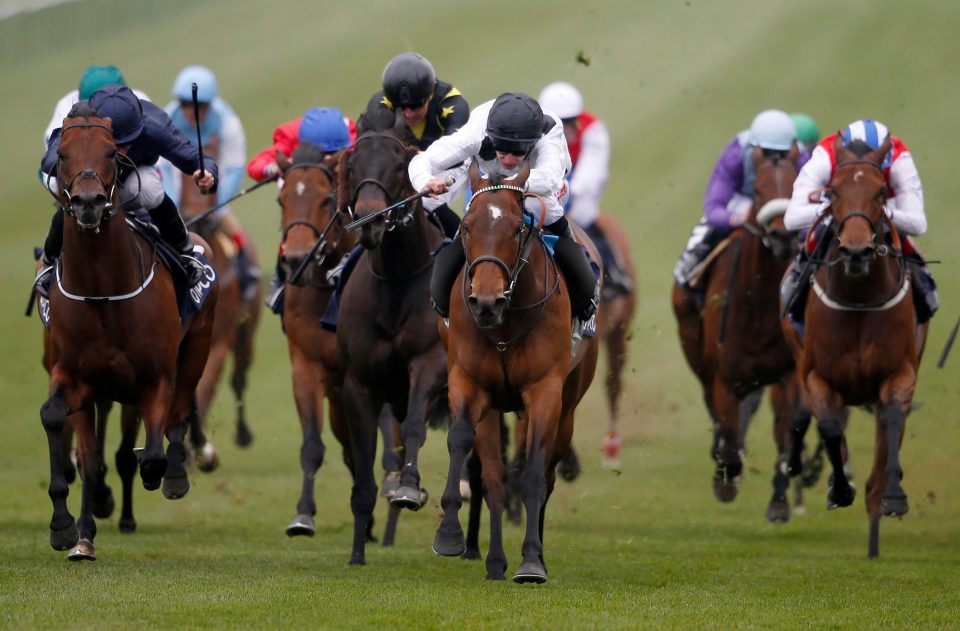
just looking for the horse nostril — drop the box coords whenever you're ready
[494,297,508,311]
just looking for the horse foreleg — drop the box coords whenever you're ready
[286,356,327,537]
[91,400,115,520]
[138,380,173,492]
[231,308,258,448]
[505,413,526,524]
[377,407,402,499]
[40,379,78,551]
[602,315,628,468]
[464,448,483,560]
[475,411,507,580]
[806,372,855,510]
[116,405,140,533]
[70,407,99,560]
[513,376,564,584]
[192,340,230,472]
[710,376,743,503]
[766,382,791,523]
[342,373,381,566]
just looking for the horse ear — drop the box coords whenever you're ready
[788,142,800,163]
[511,163,532,190]
[832,133,848,161]
[336,149,352,215]
[276,150,291,173]
[751,145,764,166]
[870,134,892,165]
[468,160,486,191]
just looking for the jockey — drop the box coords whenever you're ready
[673,109,808,291]
[43,64,151,148]
[411,92,599,337]
[246,107,355,312]
[37,85,218,295]
[538,81,632,298]
[368,52,469,238]
[790,112,820,154]
[781,118,937,324]
[160,65,259,297]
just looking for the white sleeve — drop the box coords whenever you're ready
[45,91,78,147]
[885,153,926,235]
[567,120,609,226]
[526,111,571,198]
[409,101,490,192]
[219,114,247,170]
[785,146,832,231]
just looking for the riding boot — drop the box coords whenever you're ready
[234,245,261,301]
[432,203,462,239]
[906,254,939,324]
[674,223,728,288]
[584,222,632,298]
[546,217,598,321]
[782,221,832,325]
[148,195,204,285]
[265,254,286,315]
[35,207,64,297]
[430,239,465,318]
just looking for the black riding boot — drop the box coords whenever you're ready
[34,208,64,297]
[584,222,632,298]
[675,225,729,288]
[546,217,598,320]
[430,239,466,318]
[149,194,204,285]
[265,254,286,314]
[432,203,462,239]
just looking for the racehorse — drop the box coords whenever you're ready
[672,145,808,520]
[432,162,600,583]
[39,110,216,560]
[782,135,928,557]
[177,133,262,469]
[336,114,448,565]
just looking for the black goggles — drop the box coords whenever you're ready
[492,141,532,157]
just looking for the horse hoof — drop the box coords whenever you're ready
[118,517,137,533]
[792,504,807,517]
[139,457,166,491]
[348,554,366,566]
[461,548,481,561]
[92,490,115,519]
[713,478,740,503]
[286,514,316,537]
[557,448,581,482]
[67,538,96,561]
[881,495,909,517]
[486,571,506,581]
[432,530,466,557]
[234,425,254,448]
[766,500,791,524]
[50,520,79,551]
[162,475,190,500]
[391,486,427,511]
[512,560,548,584]
[826,482,856,510]
[379,472,400,498]
[196,442,220,473]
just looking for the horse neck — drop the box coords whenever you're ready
[60,214,148,293]
[739,229,786,299]
[369,205,439,277]
[822,241,902,304]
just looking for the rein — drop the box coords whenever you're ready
[344,132,414,231]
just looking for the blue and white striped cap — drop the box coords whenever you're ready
[842,119,892,167]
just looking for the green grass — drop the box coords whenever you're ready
[1,0,959,628]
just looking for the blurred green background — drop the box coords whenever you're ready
[0,1,958,629]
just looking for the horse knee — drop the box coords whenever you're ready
[300,436,326,472]
[447,418,474,454]
[817,415,844,439]
[116,447,138,479]
[40,396,69,433]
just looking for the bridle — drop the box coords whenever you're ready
[461,185,560,351]
[745,154,796,251]
[279,161,342,284]
[344,132,415,231]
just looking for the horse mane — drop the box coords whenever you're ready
[844,139,876,159]
[291,141,329,165]
[67,101,99,118]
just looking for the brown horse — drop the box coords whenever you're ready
[177,134,262,469]
[782,135,927,557]
[672,146,807,520]
[432,163,600,583]
[39,112,217,560]
[336,117,448,565]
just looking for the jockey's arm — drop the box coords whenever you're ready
[525,113,572,199]
[785,146,832,231]
[567,119,610,226]
[409,103,487,193]
[216,112,247,205]
[702,139,746,228]
[885,153,926,235]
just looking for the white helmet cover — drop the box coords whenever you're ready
[538,81,584,119]
[748,109,796,151]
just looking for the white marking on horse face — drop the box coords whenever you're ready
[853,170,864,183]
[488,204,503,221]
[295,181,306,197]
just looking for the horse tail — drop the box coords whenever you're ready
[426,383,451,430]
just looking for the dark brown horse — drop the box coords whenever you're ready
[336,117,448,565]
[178,135,262,469]
[39,113,217,560]
[672,146,807,520]
[433,163,600,583]
[782,135,927,557]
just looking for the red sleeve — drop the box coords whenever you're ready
[246,118,302,180]
[346,116,357,148]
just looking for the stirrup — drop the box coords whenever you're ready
[34,260,55,298]
[180,249,206,286]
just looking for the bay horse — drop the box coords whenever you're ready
[782,135,928,557]
[433,162,600,583]
[177,135,263,469]
[672,145,808,521]
[40,111,217,560]
[336,116,448,565]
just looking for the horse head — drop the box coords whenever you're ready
[827,134,892,277]
[339,113,418,250]
[750,144,800,261]
[278,142,340,286]
[55,104,119,232]
[462,161,532,328]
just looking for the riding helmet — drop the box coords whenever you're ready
[748,109,795,151]
[538,81,583,120]
[78,64,127,101]
[88,85,144,145]
[298,107,351,152]
[485,92,545,154]
[789,112,820,148]
[172,65,219,103]
[381,52,437,108]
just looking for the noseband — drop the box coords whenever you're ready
[49,121,126,224]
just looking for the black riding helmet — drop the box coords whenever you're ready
[485,93,547,154]
[382,52,437,108]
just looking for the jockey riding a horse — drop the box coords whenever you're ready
[412,92,600,343]
[37,85,218,295]
[538,80,632,298]
[246,107,355,312]
[781,119,938,326]
[161,65,260,298]
[674,109,809,292]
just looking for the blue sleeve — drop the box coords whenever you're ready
[217,166,245,206]
[41,129,61,175]
[145,101,220,192]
